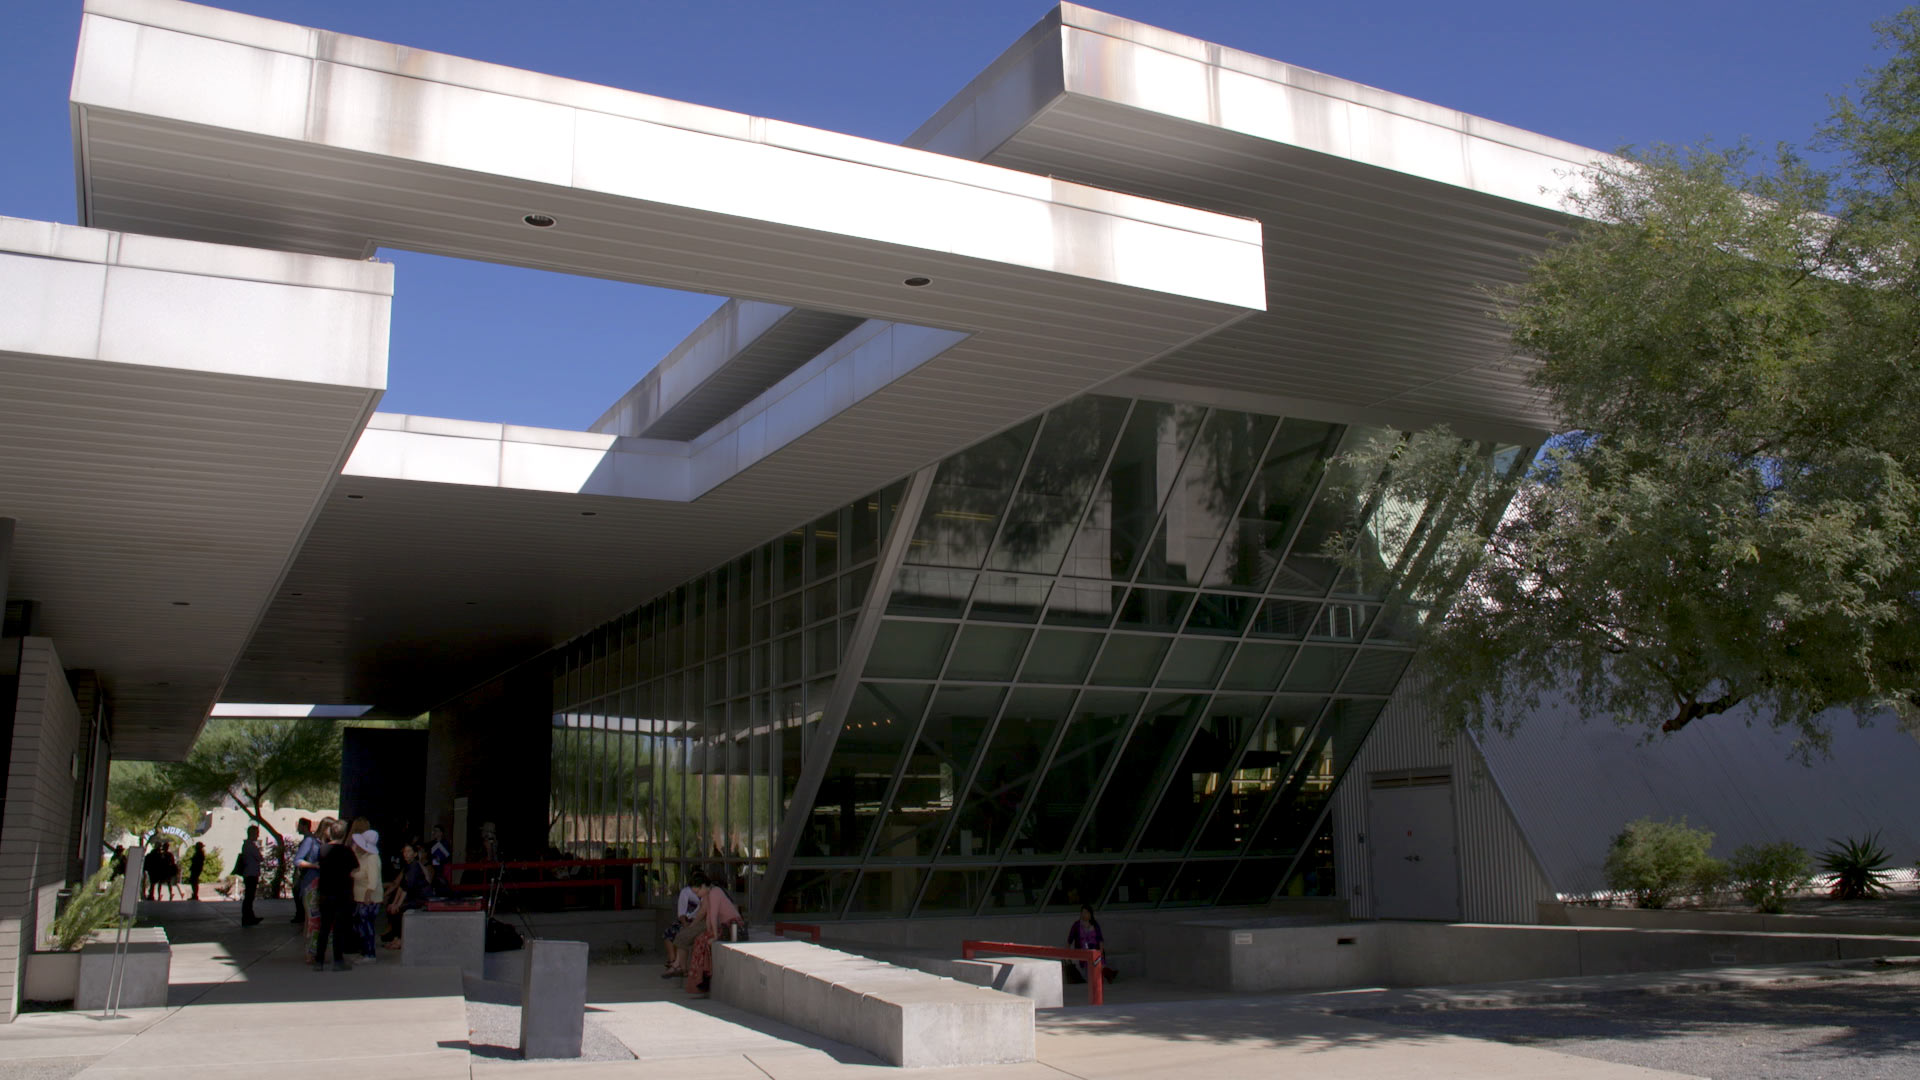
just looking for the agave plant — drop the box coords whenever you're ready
[1818,833,1895,900]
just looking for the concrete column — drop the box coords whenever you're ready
[519,939,588,1059]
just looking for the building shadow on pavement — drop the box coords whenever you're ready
[1359,969,1920,1065]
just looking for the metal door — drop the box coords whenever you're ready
[1367,775,1461,920]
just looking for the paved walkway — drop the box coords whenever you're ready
[2,899,1712,1080]
[1,898,466,1080]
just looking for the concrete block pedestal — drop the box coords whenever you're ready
[75,929,170,1009]
[402,910,484,979]
[519,939,588,1059]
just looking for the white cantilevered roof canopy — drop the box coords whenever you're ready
[909,3,1603,435]
[0,217,388,758]
[67,0,1265,723]
[58,0,1603,730]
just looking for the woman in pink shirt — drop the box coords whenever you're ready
[682,878,744,994]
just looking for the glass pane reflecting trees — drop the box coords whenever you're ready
[548,483,908,914]
[548,392,1523,921]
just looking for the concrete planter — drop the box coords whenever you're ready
[1540,901,1920,937]
[76,929,171,1010]
[22,951,81,1003]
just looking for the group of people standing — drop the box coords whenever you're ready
[205,817,448,971]
[283,817,449,971]
[109,840,209,901]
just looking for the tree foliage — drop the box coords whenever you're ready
[104,760,200,843]
[170,718,341,848]
[1406,10,1920,752]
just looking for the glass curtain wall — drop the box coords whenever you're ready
[548,481,908,912]
[777,393,1525,918]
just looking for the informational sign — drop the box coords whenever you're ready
[118,846,144,917]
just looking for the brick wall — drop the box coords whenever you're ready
[0,639,83,1021]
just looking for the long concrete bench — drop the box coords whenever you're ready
[713,939,1034,1067]
[830,942,1064,1007]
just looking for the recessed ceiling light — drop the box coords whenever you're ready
[903,276,931,287]
[523,213,557,228]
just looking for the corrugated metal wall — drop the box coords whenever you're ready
[1334,673,1552,923]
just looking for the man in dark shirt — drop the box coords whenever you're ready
[237,827,263,926]
[313,821,360,971]
[188,843,206,901]
[141,846,165,901]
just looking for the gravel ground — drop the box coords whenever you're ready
[461,978,634,1062]
[1366,966,1920,1080]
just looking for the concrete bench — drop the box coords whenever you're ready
[836,943,1064,1007]
[76,928,170,1009]
[403,909,485,978]
[713,939,1034,1067]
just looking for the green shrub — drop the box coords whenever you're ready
[1728,841,1813,913]
[1603,817,1726,908]
[1819,833,1894,900]
[50,865,129,951]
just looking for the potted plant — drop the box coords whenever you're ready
[23,866,128,1003]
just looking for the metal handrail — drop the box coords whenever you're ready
[961,940,1105,1005]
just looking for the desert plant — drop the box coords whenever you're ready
[49,865,130,951]
[1819,833,1894,900]
[1603,817,1727,908]
[1728,841,1813,913]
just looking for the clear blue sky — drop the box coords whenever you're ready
[0,1,1901,429]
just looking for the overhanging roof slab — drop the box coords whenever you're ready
[0,216,389,758]
[70,0,1266,528]
[910,2,1603,436]
[72,0,1262,311]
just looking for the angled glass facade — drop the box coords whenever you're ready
[549,392,1524,917]
[547,482,909,905]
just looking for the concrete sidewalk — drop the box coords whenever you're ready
[574,961,1702,1079]
[2,901,1718,1080]
[0,897,464,1080]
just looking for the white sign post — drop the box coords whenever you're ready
[99,845,144,1018]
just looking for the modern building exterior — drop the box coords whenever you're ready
[0,0,1663,1016]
